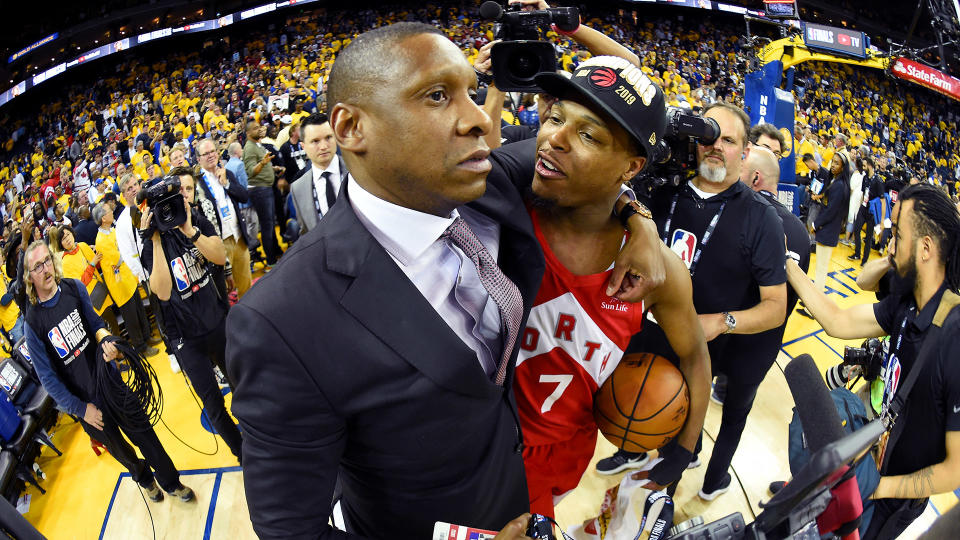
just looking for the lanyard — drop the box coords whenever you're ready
[881,315,909,417]
[661,191,726,278]
[638,490,674,540]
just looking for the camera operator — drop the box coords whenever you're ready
[473,0,641,149]
[140,167,243,461]
[785,183,960,539]
[596,104,788,503]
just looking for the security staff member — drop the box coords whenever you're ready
[140,167,243,461]
[786,184,960,539]
[597,104,788,500]
[23,241,194,503]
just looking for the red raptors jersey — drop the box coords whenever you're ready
[515,211,645,447]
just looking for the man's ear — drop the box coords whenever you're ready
[331,103,365,154]
[620,156,647,184]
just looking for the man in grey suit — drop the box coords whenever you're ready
[288,113,348,235]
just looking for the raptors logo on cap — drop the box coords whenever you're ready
[589,67,618,88]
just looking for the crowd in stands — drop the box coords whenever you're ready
[0,1,954,348]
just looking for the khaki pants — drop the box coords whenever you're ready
[224,236,251,299]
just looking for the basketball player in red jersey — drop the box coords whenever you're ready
[511,56,712,518]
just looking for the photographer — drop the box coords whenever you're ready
[785,184,960,539]
[140,166,243,461]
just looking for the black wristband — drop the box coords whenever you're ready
[617,200,652,229]
[475,69,494,86]
[189,228,202,242]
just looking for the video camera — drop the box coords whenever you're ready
[479,1,579,92]
[136,175,187,232]
[631,107,720,196]
[824,338,886,390]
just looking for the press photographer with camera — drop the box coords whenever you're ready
[139,166,243,461]
[597,104,788,502]
[785,183,960,539]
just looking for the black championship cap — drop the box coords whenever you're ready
[536,56,666,168]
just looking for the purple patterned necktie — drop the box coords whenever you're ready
[442,217,523,386]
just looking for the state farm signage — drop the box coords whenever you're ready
[892,57,960,102]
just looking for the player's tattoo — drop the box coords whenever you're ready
[894,466,935,499]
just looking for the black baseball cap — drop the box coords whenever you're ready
[536,56,666,169]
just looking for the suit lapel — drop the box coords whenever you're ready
[323,188,501,399]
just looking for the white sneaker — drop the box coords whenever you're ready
[169,354,181,374]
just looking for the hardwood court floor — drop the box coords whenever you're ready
[21,243,957,539]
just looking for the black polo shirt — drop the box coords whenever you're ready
[873,282,960,476]
[631,180,787,382]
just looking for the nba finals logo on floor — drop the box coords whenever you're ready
[48,308,89,363]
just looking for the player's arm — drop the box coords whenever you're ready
[647,246,711,457]
[856,257,892,292]
[226,304,355,539]
[873,432,960,500]
[787,258,885,339]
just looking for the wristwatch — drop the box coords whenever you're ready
[189,228,202,243]
[618,200,654,228]
[786,250,801,264]
[722,312,737,334]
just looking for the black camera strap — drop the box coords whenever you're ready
[878,289,960,472]
[661,191,726,279]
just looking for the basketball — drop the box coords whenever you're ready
[594,352,689,453]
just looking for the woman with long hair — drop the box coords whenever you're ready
[56,225,120,336]
[812,152,852,292]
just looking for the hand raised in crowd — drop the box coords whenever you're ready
[91,251,103,266]
[216,165,228,187]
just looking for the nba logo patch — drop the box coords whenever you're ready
[48,328,69,359]
[670,229,698,269]
[171,257,190,292]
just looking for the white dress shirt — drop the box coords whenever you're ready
[115,205,147,281]
[311,158,343,217]
[348,178,503,376]
[201,169,241,240]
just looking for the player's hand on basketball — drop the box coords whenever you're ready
[698,313,726,341]
[607,220,666,302]
[494,513,534,539]
[84,403,104,430]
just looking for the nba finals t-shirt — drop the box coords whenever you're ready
[141,209,226,341]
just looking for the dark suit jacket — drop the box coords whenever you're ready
[288,154,349,235]
[227,147,545,539]
[195,167,254,248]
